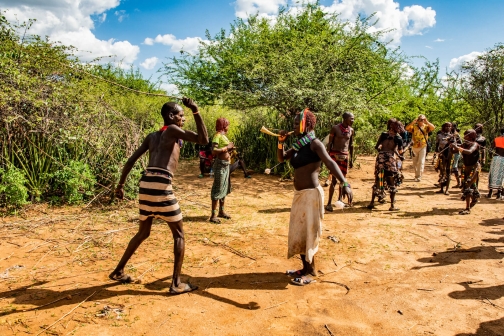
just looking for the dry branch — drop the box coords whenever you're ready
[36,291,96,336]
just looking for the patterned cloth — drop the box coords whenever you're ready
[375,151,398,175]
[288,185,324,263]
[211,159,231,200]
[406,124,431,149]
[138,167,182,223]
[488,156,504,189]
[329,150,348,176]
[462,164,481,198]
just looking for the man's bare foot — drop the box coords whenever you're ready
[367,204,375,210]
[325,204,333,212]
[109,271,133,283]
[218,212,231,219]
[169,283,198,295]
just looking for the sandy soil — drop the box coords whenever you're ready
[0,156,503,336]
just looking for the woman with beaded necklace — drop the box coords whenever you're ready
[277,109,353,286]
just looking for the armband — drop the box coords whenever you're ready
[193,111,200,115]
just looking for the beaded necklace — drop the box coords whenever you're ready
[292,131,316,151]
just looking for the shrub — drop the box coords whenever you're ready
[51,161,96,204]
[0,165,30,211]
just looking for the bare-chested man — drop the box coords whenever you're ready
[110,98,208,295]
[325,112,355,211]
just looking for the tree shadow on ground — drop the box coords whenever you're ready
[396,207,457,218]
[258,208,291,214]
[0,272,288,317]
[455,317,504,336]
[480,218,504,227]
[448,282,504,301]
[411,246,503,270]
[482,236,504,244]
[183,215,210,222]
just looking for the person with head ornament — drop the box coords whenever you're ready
[276,108,353,286]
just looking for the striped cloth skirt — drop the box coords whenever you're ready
[138,167,182,223]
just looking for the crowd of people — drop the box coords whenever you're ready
[108,99,504,292]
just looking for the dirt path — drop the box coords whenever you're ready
[0,156,503,335]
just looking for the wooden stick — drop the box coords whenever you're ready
[406,231,428,241]
[325,324,335,336]
[483,298,504,310]
[36,291,96,336]
[22,292,82,312]
[264,300,288,310]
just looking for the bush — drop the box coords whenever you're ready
[0,165,30,211]
[51,161,96,204]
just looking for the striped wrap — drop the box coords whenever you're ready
[138,167,182,223]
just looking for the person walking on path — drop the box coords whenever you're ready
[277,108,353,286]
[406,114,436,181]
[325,112,355,211]
[487,128,504,199]
[110,98,208,295]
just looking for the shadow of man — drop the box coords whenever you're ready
[0,272,288,316]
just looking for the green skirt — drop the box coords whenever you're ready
[211,159,231,200]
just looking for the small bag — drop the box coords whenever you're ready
[417,125,431,152]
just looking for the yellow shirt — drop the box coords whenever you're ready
[212,133,230,149]
[407,124,431,149]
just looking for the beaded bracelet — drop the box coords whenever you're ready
[342,182,351,188]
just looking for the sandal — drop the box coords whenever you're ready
[218,213,231,219]
[209,217,221,224]
[290,277,316,286]
[169,283,198,295]
[459,209,471,215]
[109,272,133,284]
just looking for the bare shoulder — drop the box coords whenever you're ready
[311,138,325,150]
[332,124,341,135]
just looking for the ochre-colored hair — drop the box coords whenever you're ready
[215,118,229,132]
[464,129,477,141]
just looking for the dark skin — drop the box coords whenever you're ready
[435,124,452,194]
[209,124,250,223]
[110,98,208,294]
[326,114,355,208]
[278,115,353,279]
[474,124,487,165]
[451,132,479,214]
[367,128,403,211]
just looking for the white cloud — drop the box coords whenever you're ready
[160,83,179,96]
[425,45,432,49]
[449,51,482,69]
[114,10,128,22]
[234,0,436,44]
[143,34,206,54]
[235,0,288,19]
[434,38,444,42]
[140,56,159,70]
[1,0,140,64]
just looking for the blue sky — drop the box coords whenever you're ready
[2,0,504,92]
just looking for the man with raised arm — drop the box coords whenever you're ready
[325,112,355,211]
[110,98,208,295]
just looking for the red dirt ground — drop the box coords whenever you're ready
[0,156,503,335]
